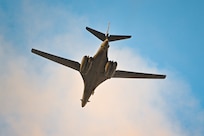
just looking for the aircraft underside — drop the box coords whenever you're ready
[80,50,117,107]
[31,25,166,108]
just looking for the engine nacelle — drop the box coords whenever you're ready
[105,61,117,78]
[80,56,93,75]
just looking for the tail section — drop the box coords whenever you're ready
[109,35,131,42]
[86,25,131,42]
[86,27,106,41]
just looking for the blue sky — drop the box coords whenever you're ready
[0,0,204,136]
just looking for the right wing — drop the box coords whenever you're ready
[31,49,80,71]
[113,70,166,79]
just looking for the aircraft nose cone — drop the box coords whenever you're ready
[81,99,87,107]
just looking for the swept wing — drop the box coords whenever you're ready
[31,49,80,71]
[113,70,166,79]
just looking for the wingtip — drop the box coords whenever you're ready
[86,27,90,30]
[31,48,37,53]
[162,75,167,79]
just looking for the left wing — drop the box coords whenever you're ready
[112,70,166,79]
[31,49,80,71]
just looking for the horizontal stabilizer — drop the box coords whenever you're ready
[86,27,105,41]
[86,27,131,42]
[109,35,131,42]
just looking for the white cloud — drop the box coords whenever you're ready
[1,33,204,136]
[0,1,203,136]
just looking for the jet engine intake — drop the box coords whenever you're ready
[80,56,93,75]
[105,61,117,78]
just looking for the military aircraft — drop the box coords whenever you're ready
[31,25,166,107]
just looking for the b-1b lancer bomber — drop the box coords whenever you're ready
[31,25,166,107]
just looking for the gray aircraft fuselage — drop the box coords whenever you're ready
[81,39,109,107]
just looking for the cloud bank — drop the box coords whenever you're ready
[0,1,203,136]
